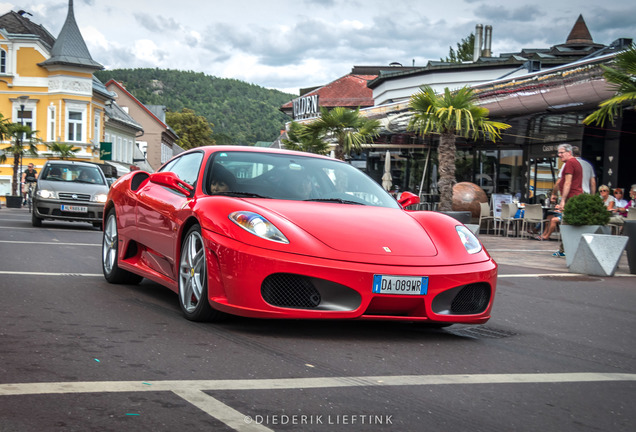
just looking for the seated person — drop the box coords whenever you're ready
[285,169,314,200]
[78,169,98,183]
[47,167,62,180]
[600,185,624,225]
[613,188,628,218]
[209,164,237,193]
[535,210,561,241]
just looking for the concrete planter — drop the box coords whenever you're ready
[561,224,610,267]
[568,234,628,277]
[4,195,22,208]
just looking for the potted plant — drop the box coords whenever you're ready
[561,193,610,268]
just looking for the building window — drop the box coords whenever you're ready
[17,109,34,140]
[0,49,6,74]
[93,112,101,145]
[67,111,83,142]
[48,106,56,141]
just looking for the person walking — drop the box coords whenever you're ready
[543,144,584,256]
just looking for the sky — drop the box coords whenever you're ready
[1,0,635,95]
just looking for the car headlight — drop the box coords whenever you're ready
[92,193,108,203]
[36,189,57,199]
[456,225,482,254]
[229,211,289,244]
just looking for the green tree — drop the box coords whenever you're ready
[583,44,636,127]
[408,85,510,211]
[282,121,330,155]
[303,107,381,160]
[441,33,475,63]
[47,142,80,159]
[165,108,216,149]
[0,116,40,196]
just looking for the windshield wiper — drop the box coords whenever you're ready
[304,198,365,205]
[214,191,271,199]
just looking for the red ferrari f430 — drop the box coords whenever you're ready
[102,146,497,325]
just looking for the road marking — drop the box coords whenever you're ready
[1,372,634,395]
[0,270,102,277]
[0,240,99,246]
[0,373,634,431]
[173,389,272,432]
[499,273,635,278]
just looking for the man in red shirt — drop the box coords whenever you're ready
[556,143,583,211]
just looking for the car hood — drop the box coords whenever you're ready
[38,179,109,195]
[256,200,438,257]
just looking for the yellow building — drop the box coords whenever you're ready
[0,1,107,204]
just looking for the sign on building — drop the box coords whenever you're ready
[292,95,320,120]
[100,142,112,161]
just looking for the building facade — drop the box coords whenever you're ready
[105,80,179,171]
[0,1,153,204]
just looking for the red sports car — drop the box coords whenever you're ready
[102,146,497,325]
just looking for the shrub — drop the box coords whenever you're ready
[562,193,610,226]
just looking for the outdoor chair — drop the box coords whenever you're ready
[478,202,495,234]
[498,203,522,237]
[521,204,550,239]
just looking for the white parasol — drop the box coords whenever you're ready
[382,150,392,191]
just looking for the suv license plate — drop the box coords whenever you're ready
[372,275,428,295]
[61,205,88,213]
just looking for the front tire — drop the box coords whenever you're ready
[102,209,143,285]
[178,224,220,322]
[32,209,42,227]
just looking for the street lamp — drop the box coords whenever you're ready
[16,95,29,204]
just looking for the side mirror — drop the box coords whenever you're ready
[398,191,420,209]
[149,172,194,196]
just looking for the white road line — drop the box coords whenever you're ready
[0,240,99,246]
[173,389,272,432]
[498,273,635,278]
[0,270,102,277]
[1,373,633,396]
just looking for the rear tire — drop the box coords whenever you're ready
[178,224,221,322]
[102,209,143,285]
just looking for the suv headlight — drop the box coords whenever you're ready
[36,189,57,199]
[92,193,108,203]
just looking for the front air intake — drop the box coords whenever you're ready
[262,274,321,308]
[450,283,490,314]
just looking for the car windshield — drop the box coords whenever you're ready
[206,151,400,208]
[41,165,105,186]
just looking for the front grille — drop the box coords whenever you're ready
[58,192,91,202]
[450,283,490,314]
[262,274,321,308]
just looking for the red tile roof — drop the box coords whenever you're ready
[281,74,377,110]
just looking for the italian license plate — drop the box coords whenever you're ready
[61,205,88,213]
[372,275,428,295]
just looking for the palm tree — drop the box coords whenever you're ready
[583,43,636,127]
[303,107,381,160]
[408,85,510,211]
[282,121,330,155]
[0,118,40,196]
[47,142,80,159]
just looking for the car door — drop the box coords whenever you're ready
[135,152,204,280]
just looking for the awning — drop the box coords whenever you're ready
[105,161,131,177]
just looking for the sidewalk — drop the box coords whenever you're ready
[479,233,633,275]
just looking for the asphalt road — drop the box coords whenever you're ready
[0,207,634,432]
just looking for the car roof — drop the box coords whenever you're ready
[44,160,103,168]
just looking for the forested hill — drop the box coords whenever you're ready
[94,68,296,146]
